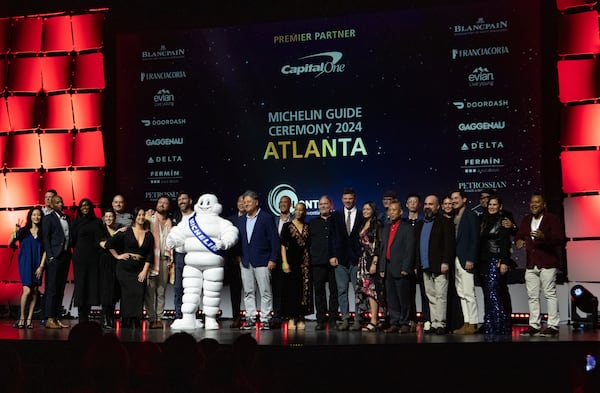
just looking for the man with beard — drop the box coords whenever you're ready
[415,195,455,335]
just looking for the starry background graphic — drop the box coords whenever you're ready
[115,0,543,266]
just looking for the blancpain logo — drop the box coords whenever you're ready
[281,51,346,78]
[461,141,505,151]
[145,138,184,146]
[141,118,186,127]
[140,71,187,82]
[458,121,505,131]
[462,157,503,174]
[154,89,175,107]
[468,67,494,87]
[141,45,185,61]
[452,18,509,36]
[147,155,183,164]
[452,99,509,110]
[451,46,509,59]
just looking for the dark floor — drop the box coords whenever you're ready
[1,318,600,393]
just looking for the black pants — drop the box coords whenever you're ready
[386,273,413,327]
[312,264,339,323]
[44,252,70,319]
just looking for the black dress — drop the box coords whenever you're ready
[71,214,102,309]
[280,221,313,319]
[107,227,154,321]
[97,223,123,309]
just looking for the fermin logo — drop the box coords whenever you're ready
[148,169,183,184]
[267,183,320,216]
[451,46,509,59]
[468,67,494,87]
[462,157,503,174]
[461,141,505,151]
[281,51,345,78]
[452,17,509,36]
[458,121,506,131]
[140,118,186,127]
[452,99,509,110]
[154,89,175,107]
[140,71,186,82]
[141,45,185,61]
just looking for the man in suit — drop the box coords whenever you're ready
[379,201,416,333]
[41,194,71,329]
[333,187,364,331]
[415,195,456,335]
[450,190,480,335]
[235,190,280,330]
[516,193,565,337]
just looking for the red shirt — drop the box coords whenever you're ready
[386,220,400,260]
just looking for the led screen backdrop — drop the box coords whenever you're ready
[115,0,543,224]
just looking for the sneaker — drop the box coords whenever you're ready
[423,321,432,334]
[519,326,541,336]
[539,327,559,337]
[260,322,271,330]
[240,320,255,330]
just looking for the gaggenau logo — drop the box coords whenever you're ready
[458,121,505,131]
[281,51,346,78]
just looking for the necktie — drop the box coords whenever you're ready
[346,210,352,235]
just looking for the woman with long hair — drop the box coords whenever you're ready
[9,207,45,329]
[354,201,384,331]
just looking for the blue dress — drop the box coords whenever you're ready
[16,228,43,287]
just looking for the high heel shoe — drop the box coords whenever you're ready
[361,322,378,332]
[13,319,25,329]
[26,319,33,329]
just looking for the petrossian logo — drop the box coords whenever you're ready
[458,180,507,191]
[451,46,509,59]
[452,17,509,36]
[141,45,185,61]
[140,118,186,127]
[468,67,494,87]
[154,89,175,107]
[458,121,505,131]
[281,51,345,78]
[140,71,186,82]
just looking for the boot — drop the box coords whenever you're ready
[453,322,470,335]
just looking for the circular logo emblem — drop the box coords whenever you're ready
[267,184,298,216]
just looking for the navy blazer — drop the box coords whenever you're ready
[379,220,415,278]
[236,209,280,268]
[333,208,364,267]
[42,210,71,259]
[455,208,480,268]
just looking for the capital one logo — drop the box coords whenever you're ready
[281,51,346,78]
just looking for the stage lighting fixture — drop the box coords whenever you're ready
[571,284,599,329]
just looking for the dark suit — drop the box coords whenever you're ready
[235,209,280,323]
[379,219,415,328]
[41,210,71,320]
[332,208,364,320]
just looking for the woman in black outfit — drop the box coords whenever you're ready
[107,207,153,328]
[97,208,124,328]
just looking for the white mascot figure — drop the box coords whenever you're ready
[166,194,239,330]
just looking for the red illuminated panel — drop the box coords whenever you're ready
[0,173,7,207]
[10,17,42,53]
[560,104,600,146]
[39,132,74,167]
[41,15,73,52]
[7,57,43,93]
[564,195,600,238]
[40,170,73,206]
[558,11,600,56]
[566,240,600,281]
[6,95,40,131]
[557,0,598,11]
[73,52,105,89]
[0,210,28,246]
[0,248,18,279]
[72,169,104,203]
[4,171,41,207]
[0,135,7,167]
[0,97,10,132]
[72,13,105,51]
[0,284,24,305]
[557,59,600,103]
[41,55,73,92]
[40,94,74,130]
[73,131,105,167]
[561,150,600,193]
[0,58,7,90]
[0,18,10,54]
[5,133,41,169]
[72,92,103,128]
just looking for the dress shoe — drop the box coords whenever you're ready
[399,325,411,334]
[45,318,62,329]
[315,322,326,331]
[435,327,446,335]
[230,319,242,329]
[150,320,163,329]
[384,325,400,333]
[453,322,471,335]
[56,319,69,328]
[328,318,337,328]
[336,319,349,331]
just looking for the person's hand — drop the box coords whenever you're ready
[35,266,43,279]
[15,218,24,230]
[282,261,291,273]
[499,263,509,275]
[329,257,338,267]
[516,239,525,249]
[267,261,277,270]
[369,264,377,275]
[530,229,545,240]
[501,217,513,229]
[465,261,474,271]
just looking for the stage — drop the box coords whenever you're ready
[1,317,599,393]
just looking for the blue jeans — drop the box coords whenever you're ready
[335,264,357,319]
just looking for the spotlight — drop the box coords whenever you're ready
[571,285,598,330]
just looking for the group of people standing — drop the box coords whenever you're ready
[9,187,564,337]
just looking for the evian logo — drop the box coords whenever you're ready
[281,51,346,78]
[154,89,175,107]
[468,67,494,87]
[452,17,509,36]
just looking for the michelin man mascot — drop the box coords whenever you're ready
[166,194,239,330]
